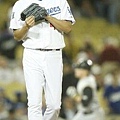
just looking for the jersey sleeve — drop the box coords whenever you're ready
[9,2,23,30]
[61,0,75,24]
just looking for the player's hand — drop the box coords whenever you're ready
[25,16,35,29]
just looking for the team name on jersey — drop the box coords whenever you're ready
[47,6,61,16]
[67,7,72,15]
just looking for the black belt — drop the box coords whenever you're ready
[35,49,60,51]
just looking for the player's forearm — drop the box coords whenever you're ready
[45,15,72,34]
[13,24,29,41]
[13,16,35,41]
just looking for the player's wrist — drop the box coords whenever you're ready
[45,15,51,21]
[24,21,31,29]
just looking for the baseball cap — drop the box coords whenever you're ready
[73,59,93,70]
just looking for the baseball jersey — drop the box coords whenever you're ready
[76,74,100,112]
[9,0,75,49]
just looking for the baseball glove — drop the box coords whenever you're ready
[21,3,48,22]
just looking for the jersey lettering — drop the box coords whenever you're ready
[67,7,72,15]
[47,6,61,15]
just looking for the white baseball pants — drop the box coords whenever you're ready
[23,48,63,120]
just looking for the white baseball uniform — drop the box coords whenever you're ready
[73,74,105,120]
[9,0,75,120]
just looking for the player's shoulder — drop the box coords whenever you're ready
[87,74,95,80]
[12,0,31,13]
[13,0,27,9]
[79,75,95,87]
[12,0,22,10]
[13,0,22,6]
[61,0,68,4]
[88,74,97,88]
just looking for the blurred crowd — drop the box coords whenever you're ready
[0,87,27,120]
[0,0,120,120]
[0,36,120,120]
[61,37,120,120]
[69,0,120,24]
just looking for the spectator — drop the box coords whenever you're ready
[4,108,19,120]
[79,0,96,18]
[12,91,27,120]
[75,36,98,63]
[99,36,120,64]
[12,60,25,84]
[66,59,105,120]
[0,100,8,120]
[0,21,18,60]
[0,87,13,110]
[0,56,14,83]
[15,103,27,120]
[104,68,120,115]
[107,0,120,24]
[60,96,77,120]
[14,91,27,109]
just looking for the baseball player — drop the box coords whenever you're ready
[9,0,75,120]
[66,59,105,120]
